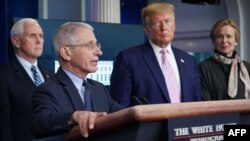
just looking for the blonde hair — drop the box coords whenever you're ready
[210,19,240,43]
[142,2,175,26]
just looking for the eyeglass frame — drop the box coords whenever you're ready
[65,40,101,50]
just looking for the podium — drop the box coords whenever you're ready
[65,99,250,141]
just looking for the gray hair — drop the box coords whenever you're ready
[10,18,39,37]
[53,22,94,58]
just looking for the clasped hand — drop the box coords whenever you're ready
[72,111,107,138]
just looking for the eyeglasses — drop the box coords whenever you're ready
[65,41,101,50]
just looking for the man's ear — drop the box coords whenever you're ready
[60,47,72,61]
[143,26,149,36]
[11,36,21,49]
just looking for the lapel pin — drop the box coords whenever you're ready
[180,58,185,63]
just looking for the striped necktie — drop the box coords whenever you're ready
[31,65,43,86]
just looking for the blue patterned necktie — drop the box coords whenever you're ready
[82,80,92,111]
[31,65,43,86]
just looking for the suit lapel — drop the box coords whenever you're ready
[57,68,85,110]
[11,58,37,90]
[141,43,171,102]
[87,81,106,112]
[172,48,187,98]
[38,64,52,80]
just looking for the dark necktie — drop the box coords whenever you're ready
[82,80,92,111]
[31,65,43,86]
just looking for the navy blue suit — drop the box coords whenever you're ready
[110,42,201,107]
[0,56,53,141]
[32,67,123,137]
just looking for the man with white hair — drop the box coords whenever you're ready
[0,18,54,141]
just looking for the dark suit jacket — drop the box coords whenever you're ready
[0,56,54,141]
[199,57,250,100]
[110,42,201,107]
[32,67,123,138]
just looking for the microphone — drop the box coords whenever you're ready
[141,96,150,104]
[132,95,143,105]
[132,95,150,105]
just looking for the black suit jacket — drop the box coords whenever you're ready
[0,56,54,141]
[32,67,123,138]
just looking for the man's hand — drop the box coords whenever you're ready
[72,111,107,138]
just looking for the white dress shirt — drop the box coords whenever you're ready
[150,40,181,89]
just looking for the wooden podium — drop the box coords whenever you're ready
[65,99,250,141]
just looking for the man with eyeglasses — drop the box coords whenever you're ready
[31,22,123,139]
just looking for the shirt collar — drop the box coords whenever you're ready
[16,54,38,70]
[62,68,85,90]
[149,40,173,55]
